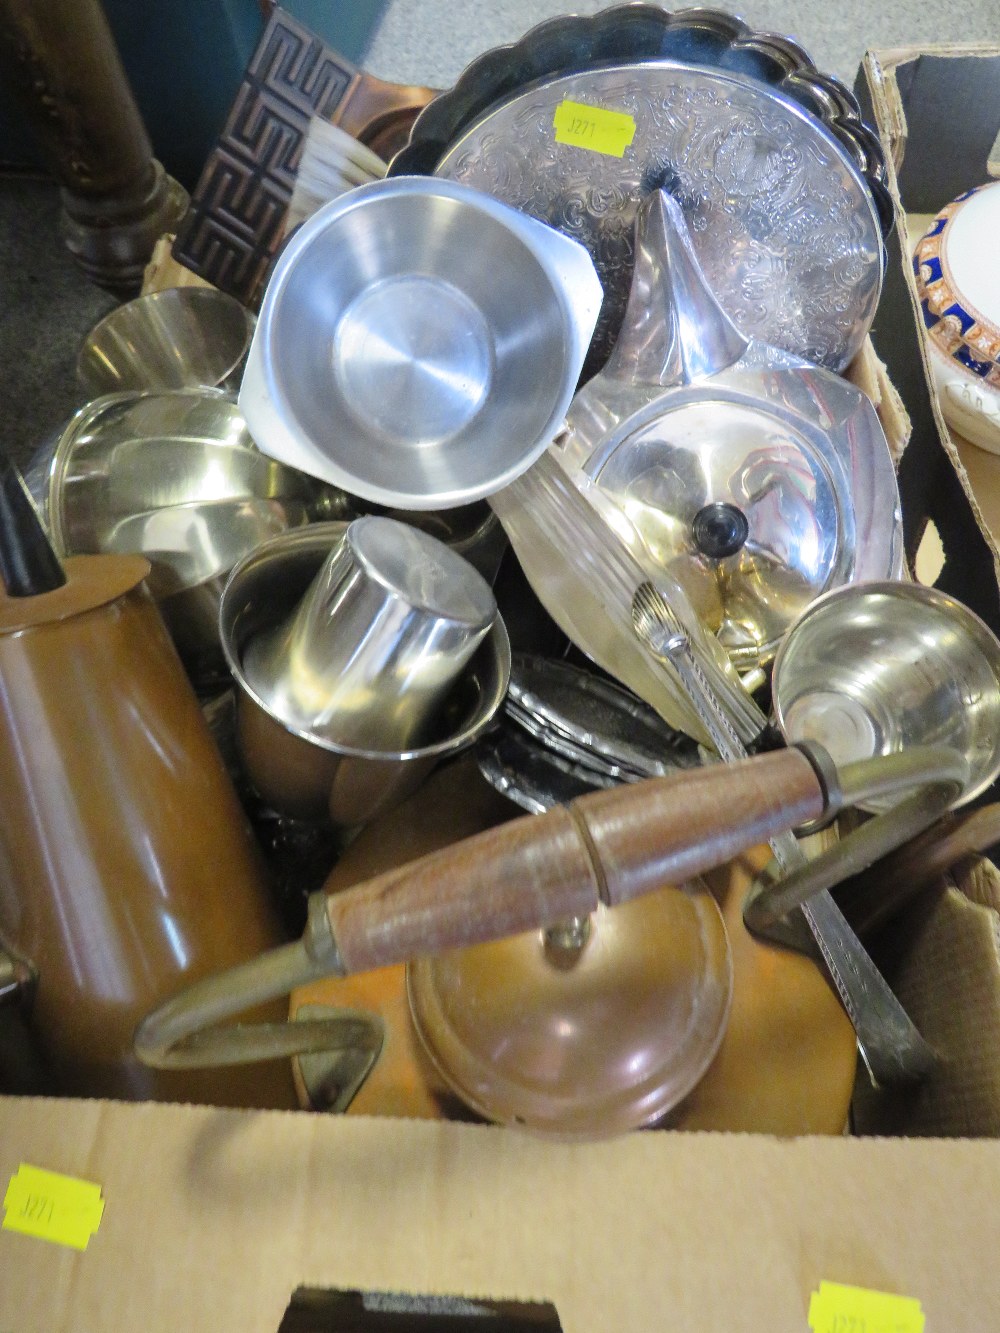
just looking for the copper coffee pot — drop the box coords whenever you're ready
[0,455,295,1106]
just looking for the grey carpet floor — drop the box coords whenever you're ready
[365,0,999,88]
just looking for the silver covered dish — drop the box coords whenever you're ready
[556,191,903,670]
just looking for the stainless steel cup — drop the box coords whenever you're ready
[244,516,497,750]
[220,523,510,825]
[77,287,256,396]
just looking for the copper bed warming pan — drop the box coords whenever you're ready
[134,737,939,1135]
[287,758,857,1135]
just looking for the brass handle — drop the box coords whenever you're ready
[838,802,1000,938]
[743,748,970,934]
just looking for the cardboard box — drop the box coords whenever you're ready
[2,834,996,1328]
[5,46,1000,1333]
[855,47,1000,638]
[4,826,1000,1330]
[4,1093,1000,1331]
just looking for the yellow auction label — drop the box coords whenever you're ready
[808,1280,925,1333]
[553,100,636,157]
[3,1163,105,1250]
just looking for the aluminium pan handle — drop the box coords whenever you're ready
[135,746,825,1070]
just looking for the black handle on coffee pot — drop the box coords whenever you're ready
[0,452,65,596]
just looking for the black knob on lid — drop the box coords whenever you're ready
[691,502,750,560]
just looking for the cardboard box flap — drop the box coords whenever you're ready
[865,49,1000,206]
[845,336,912,467]
[4,1095,1000,1331]
[856,52,1000,641]
[853,857,1000,1138]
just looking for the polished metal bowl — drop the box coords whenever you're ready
[239,176,602,510]
[772,582,1000,806]
[220,523,511,826]
[77,287,256,396]
[41,391,325,553]
[33,390,342,686]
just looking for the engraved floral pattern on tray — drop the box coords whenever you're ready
[436,65,882,374]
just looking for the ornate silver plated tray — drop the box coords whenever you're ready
[432,60,884,374]
[389,4,892,237]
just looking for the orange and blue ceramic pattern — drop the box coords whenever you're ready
[914,184,1000,388]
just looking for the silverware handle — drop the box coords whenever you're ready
[665,645,806,874]
[691,653,769,746]
[668,647,750,761]
[656,626,942,1086]
[802,892,936,1085]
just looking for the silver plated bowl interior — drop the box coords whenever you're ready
[42,390,327,564]
[77,287,256,397]
[772,582,1000,807]
[101,497,313,598]
[238,176,601,510]
[35,389,340,687]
